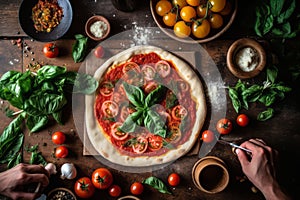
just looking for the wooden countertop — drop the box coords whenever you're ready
[1,1,300,199]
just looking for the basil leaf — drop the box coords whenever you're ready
[64,72,99,94]
[72,34,88,63]
[119,110,143,133]
[7,153,22,169]
[29,151,47,166]
[144,109,167,138]
[277,0,296,24]
[145,85,167,107]
[255,2,270,37]
[26,115,49,133]
[272,83,292,92]
[52,110,63,125]
[257,108,275,121]
[143,176,172,194]
[259,90,277,107]
[228,87,241,113]
[123,82,145,108]
[242,85,263,102]
[36,65,67,82]
[270,0,284,17]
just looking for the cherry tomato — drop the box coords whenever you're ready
[55,146,68,158]
[168,173,180,186]
[142,65,156,81]
[51,131,66,145]
[172,0,187,9]
[111,122,129,140]
[216,118,233,134]
[92,168,113,189]
[208,0,226,13]
[94,46,104,58]
[220,1,232,15]
[74,177,95,199]
[177,80,189,92]
[132,137,148,154]
[167,126,182,143]
[122,62,140,75]
[144,81,158,94]
[191,19,211,38]
[171,105,188,121]
[101,100,119,118]
[201,130,215,143]
[209,13,223,29]
[155,60,171,77]
[156,0,172,17]
[130,182,144,195]
[180,6,196,22]
[99,81,114,97]
[196,4,211,18]
[236,114,249,127]
[174,21,191,38]
[43,43,59,58]
[108,184,122,197]
[186,0,200,7]
[148,135,163,151]
[163,12,177,27]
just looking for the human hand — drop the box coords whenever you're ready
[0,163,49,200]
[236,139,290,200]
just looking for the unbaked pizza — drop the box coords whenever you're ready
[86,46,206,167]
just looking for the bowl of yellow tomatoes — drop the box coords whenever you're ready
[150,0,237,43]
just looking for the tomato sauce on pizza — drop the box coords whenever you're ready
[94,52,197,157]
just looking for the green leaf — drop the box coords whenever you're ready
[65,72,99,94]
[143,176,172,194]
[7,153,22,169]
[36,65,67,82]
[228,87,241,113]
[242,85,263,103]
[259,90,277,106]
[52,110,63,125]
[123,82,145,108]
[257,108,275,121]
[270,0,284,17]
[119,110,143,133]
[0,134,23,164]
[26,115,49,133]
[254,2,273,36]
[277,0,296,24]
[145,85,167,107]
[72,34,88,63]
[29,151,47,166]
[267,66,278,84]
[144,109,167,138]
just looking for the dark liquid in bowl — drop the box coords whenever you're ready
[199,165,225,191]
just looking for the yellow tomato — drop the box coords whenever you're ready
[174,21,191,38]
[208,0,226,13]
[163,12,177,27]
[186,0,201,7]
[191,19,210,38]
[172,0,187,9]
[208,13,223,29]
[180,6,196,22]
[156,0,172,17]
[196,4,211,18]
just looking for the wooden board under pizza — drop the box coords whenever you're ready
[85,45,206,167]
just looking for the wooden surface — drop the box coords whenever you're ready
[0,1,300,200]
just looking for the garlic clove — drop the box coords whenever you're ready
[60,163,77,180]
[45,163,57,176]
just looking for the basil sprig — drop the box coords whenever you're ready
[119,82,168,138]
[143,176,172,194]
[228,66,291,121]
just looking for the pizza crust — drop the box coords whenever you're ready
[86,45,206,167]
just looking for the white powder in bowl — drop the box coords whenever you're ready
[235,47,259,72]
[90,21,108,38]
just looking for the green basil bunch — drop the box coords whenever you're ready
[119,82,168,138]
[228,66,291,121]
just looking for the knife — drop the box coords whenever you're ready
[217,139,252,154]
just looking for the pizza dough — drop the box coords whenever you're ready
[85,45,206,167]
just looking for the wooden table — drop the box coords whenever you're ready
[1,1,300,199]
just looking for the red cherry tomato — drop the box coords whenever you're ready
[148,135,163,151]
[132,137,148,154]
[168,173,181,186]
[74,177,95,199]
[108,184,122,197]
[43,43,59,58]
[216,118,233,134]
[130,182,144,195]
[55,146,69,158]
[91,168,113,189]
[51,131,66,145]
[94,46,105,58]
[201,130,215,143]
[236,114,249,127]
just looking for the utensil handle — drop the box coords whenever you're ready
[230,143,252,154]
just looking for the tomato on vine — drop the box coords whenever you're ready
[209,13,223,29]
[208,0,226,13]
[191,19,210,38]
[172,0,187,9]
[174,21,191,38]
[216,118,233,134]
[180,6,196,22]
[74,177,95,199]
[163,12,177,27]
[156,0,172,17]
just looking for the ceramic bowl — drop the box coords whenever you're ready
[227,38,267,79]
[150,0,238,43]
[19,0,73,42]
[85,15,111,41]
[47,187,77,200]
[192,156,229,194]
[117,195,141,200]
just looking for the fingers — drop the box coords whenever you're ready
[23,164,50,177]
[236,148,250,167]
[10,191,40,200]
[26,173,49,188]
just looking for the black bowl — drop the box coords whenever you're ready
[19,0,73,42]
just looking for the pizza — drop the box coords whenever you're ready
[86,45,206,167]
